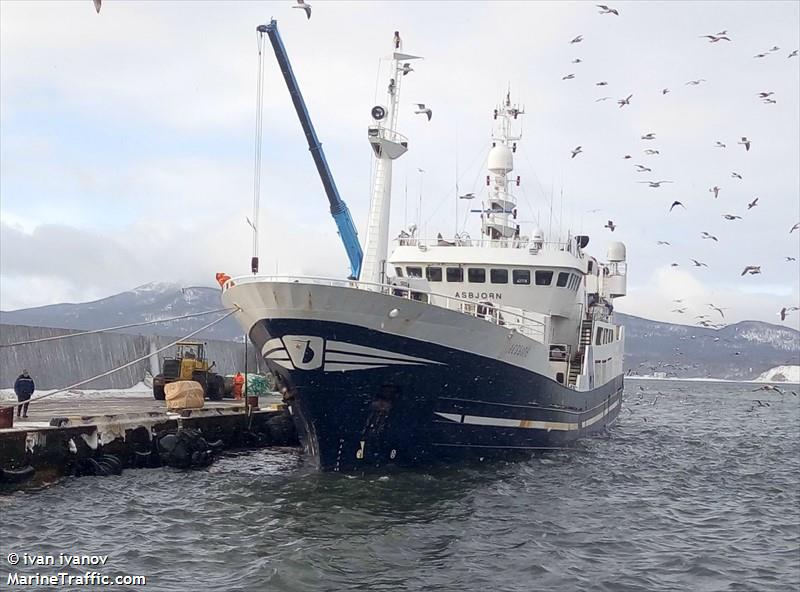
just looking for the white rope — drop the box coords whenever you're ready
[1,308,231,348]
[11,308,240,409]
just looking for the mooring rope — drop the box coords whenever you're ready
[10,307,240,409]
[1,308,232,348]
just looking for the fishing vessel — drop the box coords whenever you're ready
[222,23,627,470]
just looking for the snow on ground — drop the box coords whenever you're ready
[754,365,800,383]
[0,381,151,403]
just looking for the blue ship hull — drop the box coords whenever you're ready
[251,318,623,471]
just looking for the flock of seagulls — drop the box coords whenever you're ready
[559,4,799,328]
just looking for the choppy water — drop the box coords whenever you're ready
[2,379,799,591]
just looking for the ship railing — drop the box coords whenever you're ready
[367,126,408,146]
[225,275,548,344]
[393,236,573,253]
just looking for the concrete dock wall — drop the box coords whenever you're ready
[0,324,264,390]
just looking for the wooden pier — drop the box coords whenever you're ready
[0,395,298,490]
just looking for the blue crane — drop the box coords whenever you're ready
[259,20,363,279]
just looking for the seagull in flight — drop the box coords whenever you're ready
[643,149,660,155]
[747,197,759,209]
[570,35,583,44]
[393,31,402,50]
[763,98,777,104]
[715,141,726,148]
[754,53,768,58]
[458,193,475,200]
[638,180,673,188]
[657,240,671,245]
[93,0,101,12]
[700,34,731,42]
[293,0,312,20]
[572,58,583,64]
[758,92,775,98]
[605,220,616,232]
[596,81,608,86]
[595,96,613,102]
[686,79,706,86]
[708,304,727,318]
[641,132,656,140]
[691,259,709,267]
[790,222,800,233]
[414,104,432,121]
[617,94,633,107]
[723,214,742,220]
[709,186,721,199]
[738,137,751,151]
[662,88,670,95]
[701,232,718,241]
[562,73,576,80]
[670,201,685,212]
[571,146,583,158]
[789,50,799,58]
[635,164,652,172]
[731,172,742,179]
[780,306,800,321]
[741,265,761,276]
[401,63,414,76]
[597,4,619,15]
[623,154,632,159]
[785,256,796,262]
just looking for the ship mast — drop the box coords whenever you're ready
[483,92,523,246]
[360,35,421,285]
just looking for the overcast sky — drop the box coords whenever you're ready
[1,1,798,329]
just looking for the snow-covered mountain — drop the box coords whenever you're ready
[2,283,799,380]
[0,282,242,340]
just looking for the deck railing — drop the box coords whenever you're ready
[225,275,548,344]
[393,236,575,254]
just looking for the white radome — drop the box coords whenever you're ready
[607,241,627,262]
[487,144,514,174]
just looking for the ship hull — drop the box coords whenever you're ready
[250,317,623,471]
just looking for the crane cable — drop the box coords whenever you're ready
[10,307,240,409]
[1,308,232,348]
[251,27,267,271]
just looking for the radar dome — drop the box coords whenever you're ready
[488,144,513,174]
[607,241,626,262]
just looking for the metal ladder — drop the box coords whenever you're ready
[568,320,593,387]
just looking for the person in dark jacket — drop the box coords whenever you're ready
[14,370,35,418]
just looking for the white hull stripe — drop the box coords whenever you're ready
[259,335,441,372]
[434,398,620,432]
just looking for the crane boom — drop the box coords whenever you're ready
[260,20,363,279]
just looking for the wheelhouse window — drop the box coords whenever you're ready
[395,267,404,278]
[406,266,422,278]
[535,270,553,286]
[467,268,486,283]
[512,269,530,285]
[556,272,569,287]
[446,267,464,282]
[490,268,508,284]
[426,266,442,282]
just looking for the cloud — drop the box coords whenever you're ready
[617,265,800,330]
